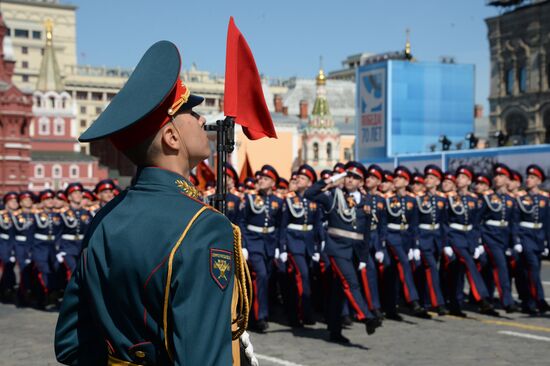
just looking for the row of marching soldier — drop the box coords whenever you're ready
[0,179,118,308]
[203,161,549,343]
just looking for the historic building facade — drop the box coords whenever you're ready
[0,13,33,193]
[486,0,550,145]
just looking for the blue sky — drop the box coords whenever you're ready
[69,0,503,113]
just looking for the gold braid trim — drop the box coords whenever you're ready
[163,206,209,362]
[231,224,253,340]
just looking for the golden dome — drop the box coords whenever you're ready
[316,68,326,86]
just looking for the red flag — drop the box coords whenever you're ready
[196,160,216,191]
[239,152,254,183]
[224,17,277,140]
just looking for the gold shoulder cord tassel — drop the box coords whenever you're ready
[231,224,253,339]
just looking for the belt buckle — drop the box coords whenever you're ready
[262,227,268,234]
[400,223,405,230]
[48,235,53,241]
[500,220,505,227]
[303,224,308,231]
[430,224,435,230]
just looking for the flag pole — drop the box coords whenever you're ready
[205,116,235,214]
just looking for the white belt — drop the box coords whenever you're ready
[62,234,84,241]
[485,220,509,228]
[287,223,314,232]
[246,225,275,234]
[0,233,9,240]
[388,223,409,231]
[419,223,440,231]
[519,221,543,229]
[15,235,27,242]
[370,224,378,230]
[449,223,472,232]
[34,233,56,241]
[327,227,364,241]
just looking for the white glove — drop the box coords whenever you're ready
[279,252,288,263]
[358,262,367,271]
[321,241,326,252]
[56,251,67,263]
[477,245,485,256]
[25,258,31,265]
[514,244,523,253]
[443,246,454,258]
[505,248,512,256]
[9,256,16,263]
[242,248,249,261]
[329,172,347,184]
[312,253,320,262]
[543,248,549,257]
[473,246,481,260]
[240,331,259,366]
[408,249,414,261]
[375,251,384,264]
[413,248,421,261]
[274,248,280,259]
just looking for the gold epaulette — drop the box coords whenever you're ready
[406,192,417,198]
[436,191,447,198]
[286,191,296,199]
[274,192,285,199]
[446,191,457,198]
[483,189,495,196]
[467,192,478,198]
[58,207,69,214]
[540,191,549,198]
[384,192,395,198]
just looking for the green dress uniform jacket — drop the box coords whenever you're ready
[55,167,237,366]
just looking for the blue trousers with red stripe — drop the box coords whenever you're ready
[385,233,420,310]
[483,243,514,307]
[248,253,272,321]
[360,250,381,311]
[328,255,373,333]
[520,248,545,310]
[287,253,312,322]
[419,248,445,308]
[450,245,490,308]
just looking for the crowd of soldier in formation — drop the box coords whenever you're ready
[0,180,118,309]
[202,161,549,343]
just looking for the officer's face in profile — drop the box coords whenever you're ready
[171,110,209,169]
[424,175,440,190]
[525,174,540,190]
[225,175,235,190]
[296,175,311,190]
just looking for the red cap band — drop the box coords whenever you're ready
[299,168,315,182]
[369,169,382,181]
[495,166,511,178]
[457,168,473,180]
[396,169,410,182]
[347,167,364,179]
[528,167,543,180]
[426,168,442,180]
[262,169,277,181]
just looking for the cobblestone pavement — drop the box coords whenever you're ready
[1,263,549,366]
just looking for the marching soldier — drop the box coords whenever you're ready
[417,165,448,314]
[362,164,388,320]
[0,192,19,301]
[276,178,290,197]
[305,161,381,343]
[32,190,63,307]
[383,166,429,319]
[239,164,284,332]
[445,166,497,316]
[289,171,299,193]
[515,165,550,314]
[12,191,36,305]
[54,191,69,210]
[56,41,253,365]
[56,183,92,281]
[279,164,322,326]
[479,163,520,313]
[441,171,457,194]
[379,170,394,195]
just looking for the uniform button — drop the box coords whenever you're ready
[135,351,146,358]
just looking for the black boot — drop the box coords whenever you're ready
[538,300,550,314]
[411,301,432,319]
[365,317,381,335]
[329,331,350,344]
[479,299,500,317]
[435,306,449,316]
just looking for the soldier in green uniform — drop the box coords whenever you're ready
[55,41,253,366]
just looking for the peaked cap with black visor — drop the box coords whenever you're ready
[79,41,204,151]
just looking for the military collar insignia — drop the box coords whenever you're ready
[210,248,232,291]
[175,179,200,199]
